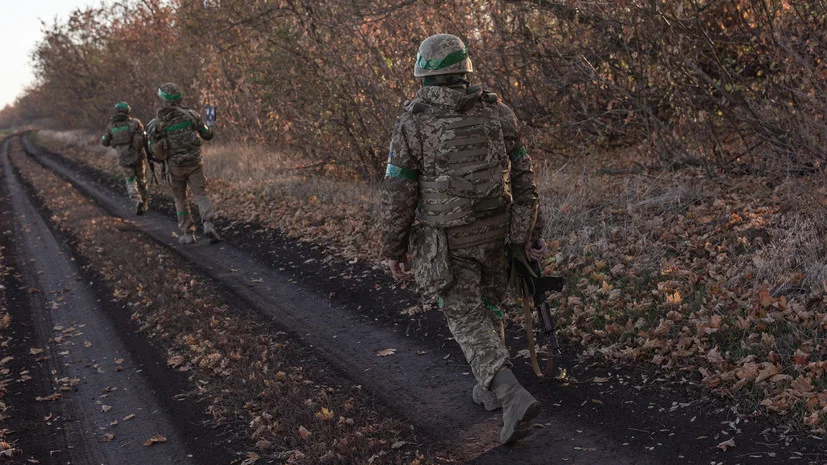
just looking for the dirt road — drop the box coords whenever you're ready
[1,138,234,464]
[2,132,824,464]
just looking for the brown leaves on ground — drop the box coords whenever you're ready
[12,138,440,464]
[143,434,167,446]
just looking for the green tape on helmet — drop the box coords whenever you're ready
[115,102,131,113]
[158,88,182,101]
[416,47,468,71]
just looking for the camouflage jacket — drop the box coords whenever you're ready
[147,104,214,167]
[380,85,545,260]
[101,114,146,167]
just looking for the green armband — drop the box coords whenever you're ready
[509,146,527,161]
[385,163,418,180]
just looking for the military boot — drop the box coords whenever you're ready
[472,383,502,411]
[203,221,222,244]
[137,201,149,216]
[178,233,196,245]
[491,368,541,444]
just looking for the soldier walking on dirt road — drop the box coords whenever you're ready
[147,82,221,244]
[380,34,547,444]
[101,102,149,215]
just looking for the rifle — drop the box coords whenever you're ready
[529,242,565,356]
[147,157,159,185]
[509,242,566,377]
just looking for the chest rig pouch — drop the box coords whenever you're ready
[415,100,509,248]
[110,120,135,147]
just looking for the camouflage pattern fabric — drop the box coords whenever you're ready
[379,84,545,389]
[441,240,510,388]
[121,161,147,207]
[148,105,214,168]
[168,163,215,234]
[101,114,147,168]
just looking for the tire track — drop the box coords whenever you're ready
[1,138,210,463]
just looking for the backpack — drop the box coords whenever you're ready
[152,107,202,165]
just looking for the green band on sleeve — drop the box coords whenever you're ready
[510,146,527,161]
[177,211,190,217]
[385,163,419,180]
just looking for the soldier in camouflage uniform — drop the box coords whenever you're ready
[147,82,221,244]
[380,34,547,444]
[101,102,149,215]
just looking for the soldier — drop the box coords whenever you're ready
[146,82,221,244]
[101,102,149,215]
[380,34,547,444]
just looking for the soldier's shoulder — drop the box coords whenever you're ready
[403,98,428,115]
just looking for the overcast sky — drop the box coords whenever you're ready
[0,0,101,108]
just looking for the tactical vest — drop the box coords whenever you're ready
[110,120,138,146]
[156,107,202,166]
[413,100,509,248]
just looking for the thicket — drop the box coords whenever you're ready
[2,0,826,178]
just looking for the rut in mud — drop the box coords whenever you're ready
[2,131,825,465]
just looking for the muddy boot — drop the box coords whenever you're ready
[178,233,196,245]
[491,368,541,444]
[137,201,148,216]
[203,221,222,244]
[472,383,502,411]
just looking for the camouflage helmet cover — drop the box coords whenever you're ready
[157,82,183,101]
[414,34,473,78]
[114,102,131,113]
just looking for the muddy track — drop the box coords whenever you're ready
[0,138,235,464]
[16,133,827,464]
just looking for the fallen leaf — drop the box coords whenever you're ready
[123,414,136,421]
[103,433,115,442]
[376,348,397,357]
[315,407,334,421]
[716,438,736,451]
[101,405,112,413]
[29,348,44,355]
[35,393,61,402]
[167,356,185,368]
[143,434,167,446]
[298,425,312,440]
[240,452,260,465]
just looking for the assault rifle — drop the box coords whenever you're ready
[529,242,565,355]
[509,242,566,376]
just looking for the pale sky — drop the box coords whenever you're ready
[0,0,102,108]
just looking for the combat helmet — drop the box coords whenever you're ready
[414,34,473,78]
[157,82,183,102]
[114,102,131,114]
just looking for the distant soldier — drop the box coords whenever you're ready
[380,34,547,444]
[101,102,149,215]
[146,82,221,244]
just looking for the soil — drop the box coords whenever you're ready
[4,132,825,464]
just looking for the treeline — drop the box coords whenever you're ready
[2,0,826,178]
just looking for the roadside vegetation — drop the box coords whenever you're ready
[0,146,18,458]
[4,0,827,436]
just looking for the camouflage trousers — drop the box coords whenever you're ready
[439,240,510,389]
[121,161,147,206]
[167,163,215,234]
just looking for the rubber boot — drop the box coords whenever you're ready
[491,368,541,444]
[203,221,222,244]
[178,233,196,245]
[472,383,502,411]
